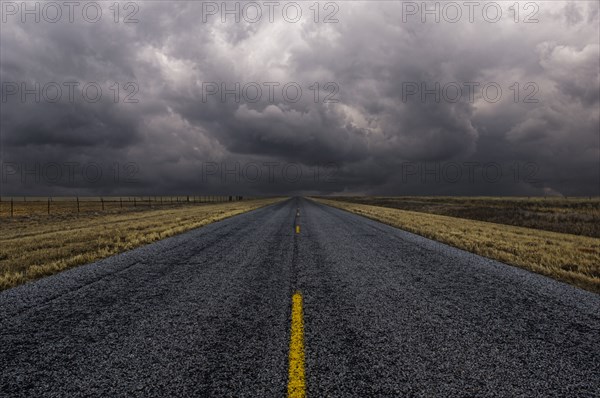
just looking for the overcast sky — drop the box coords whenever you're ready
[1,1,598,196]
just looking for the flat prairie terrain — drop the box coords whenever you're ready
[0,196,235,217]
[0,198,283,290]
[324,196,600,237]
[313,197,600,293]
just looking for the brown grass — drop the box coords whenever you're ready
[0,196,238,217]
[324,196,600,237]
[313,198,600,294]
[0,198,284,290]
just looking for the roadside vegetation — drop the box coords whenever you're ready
[313,197,600,293]
[0,198,283,290]
[324,196,600,237]
[0,196,242,217]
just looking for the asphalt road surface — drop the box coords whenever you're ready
[1,198,599,397]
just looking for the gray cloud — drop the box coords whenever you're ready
[1,1,598,196]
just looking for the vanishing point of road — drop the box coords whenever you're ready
[1,198,598,397]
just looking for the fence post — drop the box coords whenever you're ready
[47,197,50,215]
[11,198,14,217]
[101,197,104,211]
[77,196,80,214]
[120,197,123,208]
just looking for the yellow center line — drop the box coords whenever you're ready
[288,291,306,398]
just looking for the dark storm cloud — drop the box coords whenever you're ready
[0,1,598,196]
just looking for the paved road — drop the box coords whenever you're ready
[1,198,599,397]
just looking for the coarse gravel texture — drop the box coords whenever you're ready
[1,198,599,397]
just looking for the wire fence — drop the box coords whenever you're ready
[0,196,247,217]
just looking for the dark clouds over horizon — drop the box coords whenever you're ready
[1,1,599,196]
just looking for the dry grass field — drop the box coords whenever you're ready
[0,196,239,217]
[313,197,600,293]
[0,197,284,290]
[322,196,600,237]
